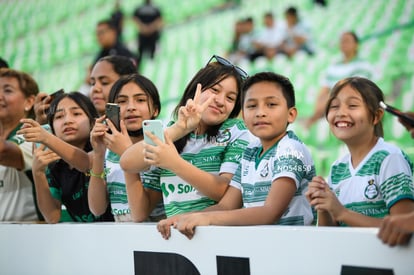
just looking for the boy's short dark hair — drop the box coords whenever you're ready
[97,19,116,30]
[285,6,298,17]
[244,17,253,24]
[241,72,295,108]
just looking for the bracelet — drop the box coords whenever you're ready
[87,169,106,179]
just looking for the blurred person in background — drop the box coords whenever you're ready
[249,12,286,62]
[92,19,137,68]
[0,68,40,222]
[111,0,124,42]
[80,20,137,95]
[133,0,163,69]
[226,17,257,65]
[305,31,373,129]
[275,6,314,58]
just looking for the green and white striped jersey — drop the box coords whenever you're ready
[329,138,414,225]
[230,131,315,225]
[144,118,251,217]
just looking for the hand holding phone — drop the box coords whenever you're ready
[143,120,165,145]
[105,103,121,132]
[44,89,64,116]
[34,124,52,150]
[49,89,65,101]
[379,101,414,128]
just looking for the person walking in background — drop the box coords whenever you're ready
[306,77,414,237]
[111,0,124,42]
[0,68,40,221]
[133,0,163,68]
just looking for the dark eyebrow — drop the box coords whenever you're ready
[347,96,363,101]
[90,75,110,81]
[117,92,147,99]
[245,98,257,102]
[55,106,82,113]
[2,83,17,89]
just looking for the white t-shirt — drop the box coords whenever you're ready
[322,57,373,88]
[0,131,38,221]
[254,21,286,48]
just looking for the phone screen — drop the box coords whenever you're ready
[143,120,164,145]
[105,103,121,131]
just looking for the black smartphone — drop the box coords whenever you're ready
[380,101,414,127]
[44,89,64,115]
[49,88,65,101]
[105,103,121,131]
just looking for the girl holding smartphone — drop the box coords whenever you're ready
[120,55,252,230]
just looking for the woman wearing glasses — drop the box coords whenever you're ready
[120,55,251,227]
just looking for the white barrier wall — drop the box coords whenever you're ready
[0,223,413,275]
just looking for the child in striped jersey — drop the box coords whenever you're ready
[166,72,316,240]
[120,55,251,227]
[306,77,414,236]
[88,74,164,222]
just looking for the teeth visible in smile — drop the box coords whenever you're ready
[336,122,351,127]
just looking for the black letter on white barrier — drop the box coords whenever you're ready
[341,265,394,275]
[134,251,200,275]
[217,255,250,275]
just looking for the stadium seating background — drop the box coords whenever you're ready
[1,0,414,177]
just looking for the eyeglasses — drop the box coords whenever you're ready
[206,55,248,79]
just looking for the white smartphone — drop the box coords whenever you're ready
[142,120,165,145]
